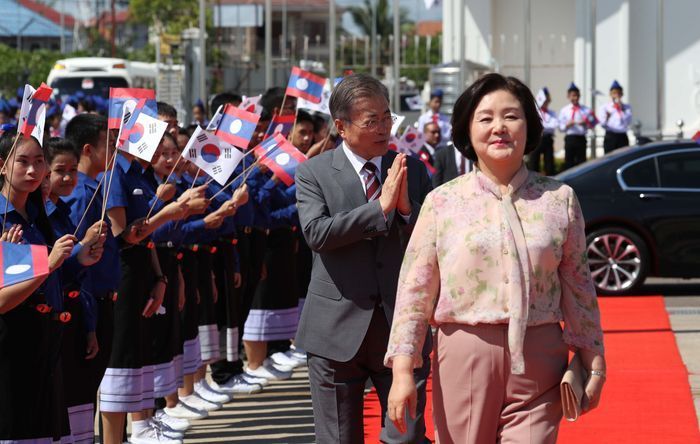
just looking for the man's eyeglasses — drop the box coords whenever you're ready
[346,115,397,132]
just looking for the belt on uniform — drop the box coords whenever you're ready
[27,302,72,323]
[217,237,238,245]
[253,227,270,235]
[182,244,216,254]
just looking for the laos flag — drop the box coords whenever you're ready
[264,113,295,140]
[0,242,49,289]
[18,83,53,146]
[108,88,157,129]
[286,67,326,104]
[214,104,260,149]
[253,134,307,186]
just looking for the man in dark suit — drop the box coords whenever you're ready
[432,142,473,187]
[295,73,432,443]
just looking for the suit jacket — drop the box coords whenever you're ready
[295,147,432,362]
[432,144,471,188]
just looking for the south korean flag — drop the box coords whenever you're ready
[117,100,169,163]
[183,126,245,186]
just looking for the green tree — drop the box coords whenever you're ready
[129,0,200,35]
[347,0,412,39]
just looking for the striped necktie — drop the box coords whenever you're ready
[363,162,381,202]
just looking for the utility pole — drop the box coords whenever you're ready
[199,0,207,106]
[392,0,400,110]
[265,0,272,88]
[329,0,336,81]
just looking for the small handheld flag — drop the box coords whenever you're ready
[390,113,406,136]
[183,126,245,186]
[297,79,332,115]
[117,99,168,162]
[253,134,307,186]
[239,95,263,115]
[264,114,295,139]
[206,105,223,131]
[0,242,49,289]
[398,127,425,154]
[18,83,53,146]
[286,67,326,104]
[214,104,260,150]
[108,88,157,129]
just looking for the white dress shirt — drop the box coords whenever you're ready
[558,103,594,136]
[597,101,632,133]
[417,110,452,142]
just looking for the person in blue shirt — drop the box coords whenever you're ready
[0,131,81,442]
[45,137,108,444]
[100,145,189,444]
[62,113,122,441]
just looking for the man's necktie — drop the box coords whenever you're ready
[363,162,381,202]
[432,113,439,123]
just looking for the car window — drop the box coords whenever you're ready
[621,158,658,188]
[658,151,700,189]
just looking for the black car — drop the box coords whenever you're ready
[556,140,700,295]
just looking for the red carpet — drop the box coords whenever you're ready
[363,296,700,443]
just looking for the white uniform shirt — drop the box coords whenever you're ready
[558,103,594,136]
[597,101,632,133]
[417,110,452,143]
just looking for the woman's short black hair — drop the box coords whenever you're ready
[451,73,543,162]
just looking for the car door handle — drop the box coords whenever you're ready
[638,193,664,200]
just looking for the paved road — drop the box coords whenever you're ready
[180,278,700,442]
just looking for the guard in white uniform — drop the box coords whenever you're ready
[598,80,632,154]
[416,89,452,143]
[558,82,596,170]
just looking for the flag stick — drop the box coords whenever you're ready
[97,129,112,237]
[209,160,259,201]
[1,133,23,232]
[279,94,288,119]
[99,147,121,229]
[143,152,185,220]
[73,148,118,237]
[290,107,299,145]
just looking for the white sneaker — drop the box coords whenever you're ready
[195,380,231,404]
[181,393,222,412]
[240,372,270,387]
[211,374,264,394]
[149,418,184,440]
[245,359,292,381]
[129,422,182,444]
[271,350,307,368]
[154,410,190,432]
[267,357,295,373]
[163,402,208,420]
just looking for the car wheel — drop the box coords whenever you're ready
[585,227,650,295]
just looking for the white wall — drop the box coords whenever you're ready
[442,0,700,137]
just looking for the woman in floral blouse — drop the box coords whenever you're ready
[385,73,606,444]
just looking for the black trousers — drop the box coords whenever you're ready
[604,131,629,154]
[307,306,431,444]
[563,135,587,170]
[527,133,555,175]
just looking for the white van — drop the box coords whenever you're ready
[47,57,158,99]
